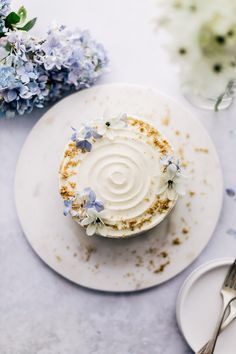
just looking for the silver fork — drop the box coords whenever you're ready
[198,299,236,353]
[196,259,236,354]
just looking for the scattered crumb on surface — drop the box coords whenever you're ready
[172,238,181,245]
[182,227,189,234]
[135,255,143,267]
[160,251,168,258]
[161,116,170,126]
[145,247,158,255]
[189,191,195,197]
[153,261,170,274]
[85,245,97,262]
[55,255,62,262]
[195,147,209,153]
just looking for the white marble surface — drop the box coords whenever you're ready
[0,0,236,353]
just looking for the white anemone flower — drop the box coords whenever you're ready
[81,208,108,236]
[157,164,186,201]
[156,0,236,99]
[95,113,127,140]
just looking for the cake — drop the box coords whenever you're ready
[59,114,185,238]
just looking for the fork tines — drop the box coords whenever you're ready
[224,259,236,289]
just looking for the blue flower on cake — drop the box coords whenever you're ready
[83,188,104,212]
[71,125,102,152]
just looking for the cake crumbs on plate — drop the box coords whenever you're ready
[161,116,170,126]
[182,227,189,234]
[153,260,170,274]
[145,247,158,255]
[160,251,168,258]
[172,237,181,245]
[135,255,144,267]
[84,245,97,262]
[195,147,209,153]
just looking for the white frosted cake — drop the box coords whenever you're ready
[59,114,185,238]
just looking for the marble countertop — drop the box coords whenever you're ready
[1,0,236,353]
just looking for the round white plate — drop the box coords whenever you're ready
[15,83,223,292]
[176,258,236,353]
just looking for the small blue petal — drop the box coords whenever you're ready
[63,199,73,216]
[84,201,94,209]
[84,130,92,139]
[92,131,102,139]
[88,189,96,202]
[226,188,235,197]
[63,206,70,216]
[227,228,236,237]
[71,132,77,141]
[77,140,92,152]
[94,201,104,212]
[64,199,72,207]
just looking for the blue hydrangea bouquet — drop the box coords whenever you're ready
[0,0,108,117]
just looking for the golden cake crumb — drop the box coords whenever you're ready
[161,116,170,126]
[182,227,189,234]
[195,147,209,153]
[60,186,75,199]
[173,238,181,245]
[85,245,97,262]
[154,261,170,273]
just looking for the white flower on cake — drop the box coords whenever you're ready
[95,113,128,140]
[157,155,186,201]
[81,209,108,236]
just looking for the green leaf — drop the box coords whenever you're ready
[17,17,37,31]
[5,42,12,51]
[5,12,21,28]
[17,6,27,22]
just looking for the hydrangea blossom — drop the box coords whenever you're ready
[0,65,15,89]
[0,3,108,117]
[0,0,10,17]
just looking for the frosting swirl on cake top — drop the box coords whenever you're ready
[59,114,184,237]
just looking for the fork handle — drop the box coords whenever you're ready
[197,301,231,354]
[197,305,235,354]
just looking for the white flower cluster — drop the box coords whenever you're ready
[156,0,236,98]
[156,155,186,201]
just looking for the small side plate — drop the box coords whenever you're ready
[176,258,236,354]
